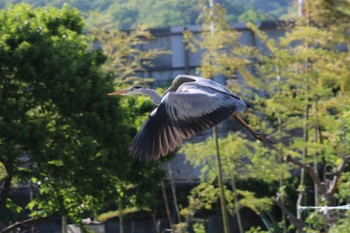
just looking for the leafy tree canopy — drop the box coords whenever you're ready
[1,0,292,29]
[0,3,163,225]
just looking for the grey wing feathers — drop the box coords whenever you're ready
[129,89,245,160]
[166,83,246,117]
[170,75,244,104]
[129,104,182,160]
[129,76,247,160]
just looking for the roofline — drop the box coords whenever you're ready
[139,20,289,36]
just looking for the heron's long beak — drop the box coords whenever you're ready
[107,90,129,96]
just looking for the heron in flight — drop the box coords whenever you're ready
[108,75,272,160]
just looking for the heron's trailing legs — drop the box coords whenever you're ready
[232,113,273,143]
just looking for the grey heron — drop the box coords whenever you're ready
[108,74,272,160]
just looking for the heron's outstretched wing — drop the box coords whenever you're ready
[129,103,183,161]
[129,90,246,160]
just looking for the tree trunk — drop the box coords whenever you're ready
[230,172,243,233]
[213,126,231,233]
[119,214,124,233]
[151,213,160,233]
[0,175,12,213]
[167,163,181,223]
[160,180,173,231]
[277,116,287,233]
[273,198,305,232]
[62,216,67,233]
[313,129,319,206]
[297,81,309,222]
[30,158,36,233]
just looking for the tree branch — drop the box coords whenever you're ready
[1,217,48,233]
[273,197,305,232]
[0,175,11,213]
[335,155,350,176]
[284,155,326,194]
[328,155,350,199]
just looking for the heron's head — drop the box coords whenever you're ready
[107,86,145,96]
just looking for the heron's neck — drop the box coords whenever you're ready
[141,89,162,105]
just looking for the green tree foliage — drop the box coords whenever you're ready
[323,0,350,17]
[180,3,278,233]
[105,0,201,30]
[89,0,291,29]
[181,134,275,214]
[222,0,290,23]
[91,25,166,86]
[1,0,292,30]
[0,4,163,227]
[242,0,350,231]
[182,0,350,232]
[184,1,247,79]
